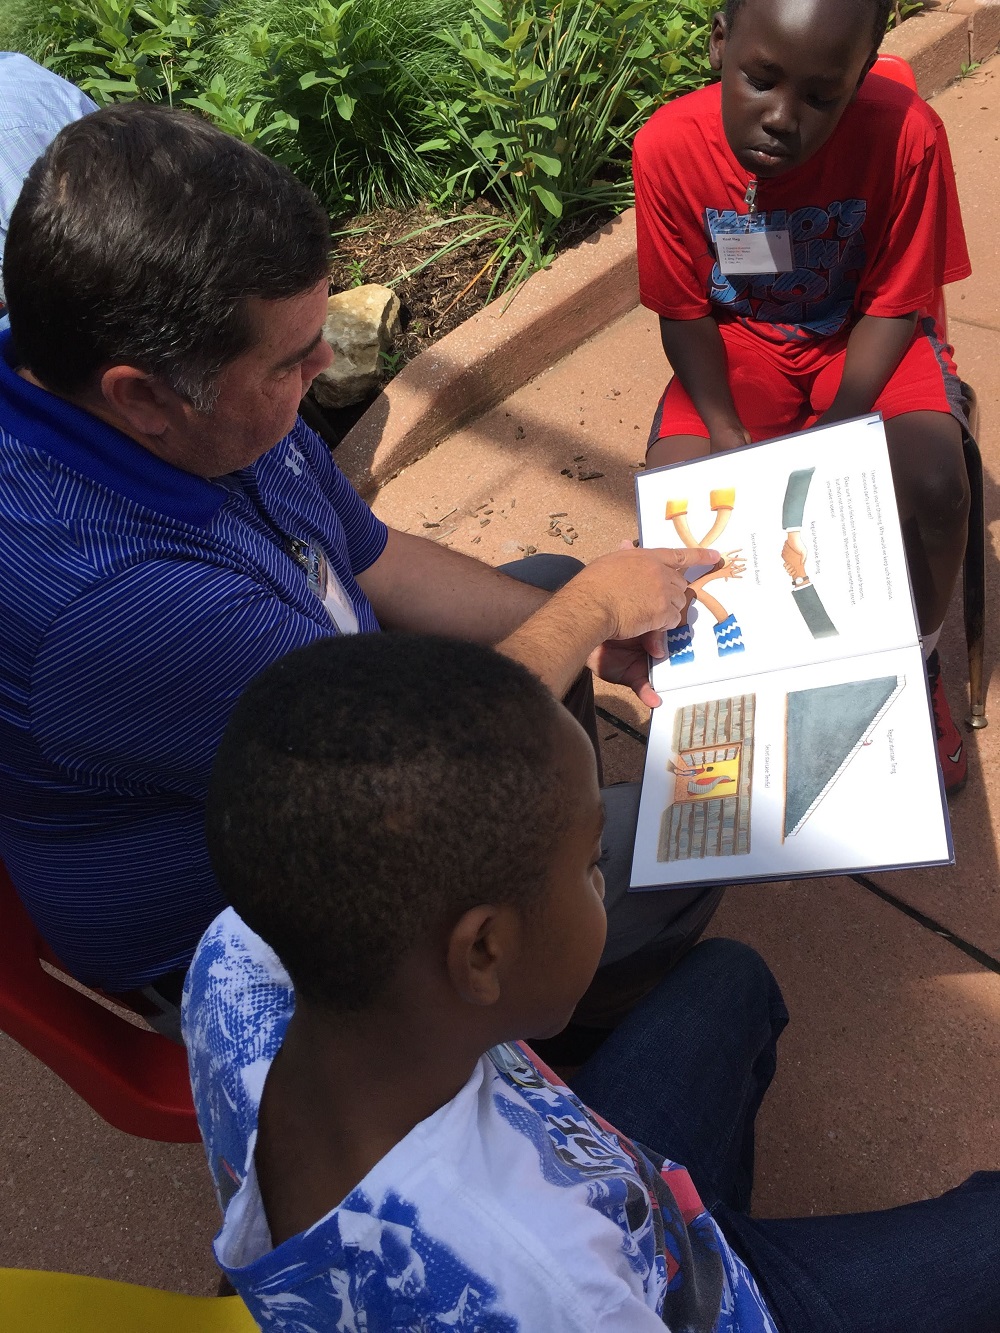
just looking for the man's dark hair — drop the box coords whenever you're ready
[3,104,331,409]
[723,0,894,48]
[206,634,573,1012]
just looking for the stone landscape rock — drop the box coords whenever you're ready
[312,284,402,409]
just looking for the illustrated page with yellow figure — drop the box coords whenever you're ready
[631,415,952,889]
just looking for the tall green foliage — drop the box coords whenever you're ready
[207,0,469,208]
[4,0,927,292]
[22,0,478,211]
[413,0,711,291]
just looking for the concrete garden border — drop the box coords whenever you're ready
[337,4,999,498]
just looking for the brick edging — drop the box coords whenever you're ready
[881,2,1000,97]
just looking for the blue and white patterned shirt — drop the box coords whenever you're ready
[0,331,387,991]
[184,909,780,1333]
[0,54,97,319]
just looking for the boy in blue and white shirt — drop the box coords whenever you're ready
[184,633,1000,1332]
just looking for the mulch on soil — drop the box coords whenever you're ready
[328,202,508,370]
[308,200,615,443]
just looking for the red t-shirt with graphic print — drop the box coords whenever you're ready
[632,75,970,370]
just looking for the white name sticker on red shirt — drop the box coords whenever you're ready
[713,228,793,275]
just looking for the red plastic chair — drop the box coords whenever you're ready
[867,54,987,729]
[0,862,199,1141]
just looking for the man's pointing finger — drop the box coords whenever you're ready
[657,547,720,570]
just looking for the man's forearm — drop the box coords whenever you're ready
[818,313,917,423]
[497,577,615,700]
[356,528,549,643]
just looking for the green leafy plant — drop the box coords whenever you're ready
[411,0,712,294]
[887,0,923,30]
[378,347,405,374]
[207,0,469,210]
[12,0,718,293]
[37,0,210,103]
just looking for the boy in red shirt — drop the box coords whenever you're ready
[634,0,972,793]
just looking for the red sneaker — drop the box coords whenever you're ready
[927,651,967,797]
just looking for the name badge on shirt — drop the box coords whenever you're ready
[711,217,793,275]
[304,539,359,635]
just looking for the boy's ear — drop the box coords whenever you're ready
[708,11,728,73]
[446,904,516,1008]
[854,49,879,93]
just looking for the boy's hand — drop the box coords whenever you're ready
[709,421,753,453]
[656,316,750,459]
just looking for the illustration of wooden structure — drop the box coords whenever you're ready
[658,694,755,862]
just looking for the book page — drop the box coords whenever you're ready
[630,644,952,888]
[636,416,916,694]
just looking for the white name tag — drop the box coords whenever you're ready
[305,539,359,635]
[714,228,793,275]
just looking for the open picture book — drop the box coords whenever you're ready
[630,414,954,890]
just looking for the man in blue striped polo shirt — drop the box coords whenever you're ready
[0,104,720,1035]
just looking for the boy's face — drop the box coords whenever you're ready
[710,0,878,179]
[511,711,608,1040]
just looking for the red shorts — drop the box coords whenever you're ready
[649,316,966,446]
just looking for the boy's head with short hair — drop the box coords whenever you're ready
[710,0,893,179]
[206,633,607,1042]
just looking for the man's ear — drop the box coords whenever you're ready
[709,10,728,73]
[446,904,516,1008]
[98,364,180,438]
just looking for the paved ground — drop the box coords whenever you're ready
[2,59,998,1294]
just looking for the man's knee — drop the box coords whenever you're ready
[498,553,583,595]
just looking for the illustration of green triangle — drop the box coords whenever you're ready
[784,676,901,837]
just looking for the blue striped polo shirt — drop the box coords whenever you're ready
[0,331,387,991]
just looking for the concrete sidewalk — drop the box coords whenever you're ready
[1,58,998,1294]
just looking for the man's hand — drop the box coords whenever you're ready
[496,542,716,704]
[575,543,719,645]
[578,543,718,708]
[781,530,809,583]
[589,637,666,709]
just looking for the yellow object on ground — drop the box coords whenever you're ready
[0,1269,258,1332]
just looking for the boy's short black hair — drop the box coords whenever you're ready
[723,0,894,47]
[3,103,331,410]
[206,634,573,1012]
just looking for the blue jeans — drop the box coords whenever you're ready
[571,939,1000,1333]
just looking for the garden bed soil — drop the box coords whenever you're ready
[308,201,615,444]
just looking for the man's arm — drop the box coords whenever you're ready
[499,545,717,705]
[647,317,751,468]
[815,313,918,424]
[355,528,550,642]
[357,529,716,707]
